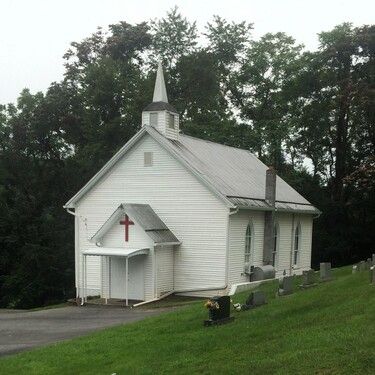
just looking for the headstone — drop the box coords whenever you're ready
[352,265,358,274]
[370,266,375,285]
[278,276,294,296]
[358,260,366,271]
[251,265,275,281]
[241,290,267,310]
[366,258,372,270]
[320,262,333,282]
[300,269,317,288]
[204,296,234,326]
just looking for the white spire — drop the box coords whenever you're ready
[152,61,168,103]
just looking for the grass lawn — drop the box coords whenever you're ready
[0,267,374,375]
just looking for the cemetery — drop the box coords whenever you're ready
[0,263,373,374]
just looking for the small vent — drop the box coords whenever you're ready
[144,152,153,167]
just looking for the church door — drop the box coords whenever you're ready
[110,256,145,301]
[128,256,145,301]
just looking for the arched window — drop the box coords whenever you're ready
[244,222,253,264]
[272,223,279,267]
[293,224,301,266]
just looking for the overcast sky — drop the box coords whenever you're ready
[1,0,373,104]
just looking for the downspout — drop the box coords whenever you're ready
[226,206,239,288]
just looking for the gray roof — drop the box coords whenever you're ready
[148,127,319,213]
[143,101,178,113]
[65,126,319,214]
[91,203,180,245]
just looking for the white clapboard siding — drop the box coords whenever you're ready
[75,134,228,296]
[228,210,265,285]
[296,214,313,272]
[275,212,313,276]
[156,245,174,297]
[274,212,293,275]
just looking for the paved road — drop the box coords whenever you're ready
[0,305,166,357]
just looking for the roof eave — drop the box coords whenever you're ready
[64,127,148,209]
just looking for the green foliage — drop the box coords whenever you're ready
[0,268,374,374]
[0,8,374,307]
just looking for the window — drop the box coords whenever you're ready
[293,224,301,266]
[168,113,175,129]
[150,113,158,127]
[144,152,153,167]
[272,223,279,267]
[244,222,253,264]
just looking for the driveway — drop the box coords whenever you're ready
[0,305,167,357]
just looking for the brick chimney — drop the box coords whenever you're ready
[263,167,276,265]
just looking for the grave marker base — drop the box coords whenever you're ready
[299,283,318,289]
[204,316,235,326]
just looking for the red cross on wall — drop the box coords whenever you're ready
[119,214,134,242]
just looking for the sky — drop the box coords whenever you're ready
[1,0,374,104]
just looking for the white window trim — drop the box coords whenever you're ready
[244,221,254,265]
[293,223,301,267]
[168,112,175,129]
[272,222,279,268]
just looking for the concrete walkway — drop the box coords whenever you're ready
[0,305,167,357]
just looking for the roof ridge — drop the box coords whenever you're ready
[178,132,258,158]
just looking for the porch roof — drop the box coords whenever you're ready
[83,247,149,258]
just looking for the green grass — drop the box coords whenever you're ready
[1,267,374,375]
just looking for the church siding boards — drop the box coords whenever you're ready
[228,210,265,285]
[74,133,228,297]
[156,245,174,297]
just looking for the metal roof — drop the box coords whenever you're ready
[90,203,180,245]
[143,101,177,113]
[83,247,149,258]
[148,127,319,213]
[227,197,320,214]
[65,126,319,214]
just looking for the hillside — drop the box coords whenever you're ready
[0,267,374,375]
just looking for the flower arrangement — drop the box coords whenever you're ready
[204,299,219,310]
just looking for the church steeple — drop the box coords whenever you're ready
[142,61,179,140]
[153,61,168,103]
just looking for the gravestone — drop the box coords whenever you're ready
[204,296,234,326]
[370,266,375,285]
[278,276,294,296]
[366,258,372,270]
[320,262,333,282]
[358,261,366,271]
[352,265,358,274]
[241,290,267,310]
[300,269,317,288]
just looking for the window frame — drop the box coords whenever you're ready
[293,223,301,266]
[272,222,279,268]
[244,221,253,265]
[167,112,175,129]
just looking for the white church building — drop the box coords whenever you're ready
[64,63,320,305]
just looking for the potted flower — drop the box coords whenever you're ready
[204,299,220,320]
